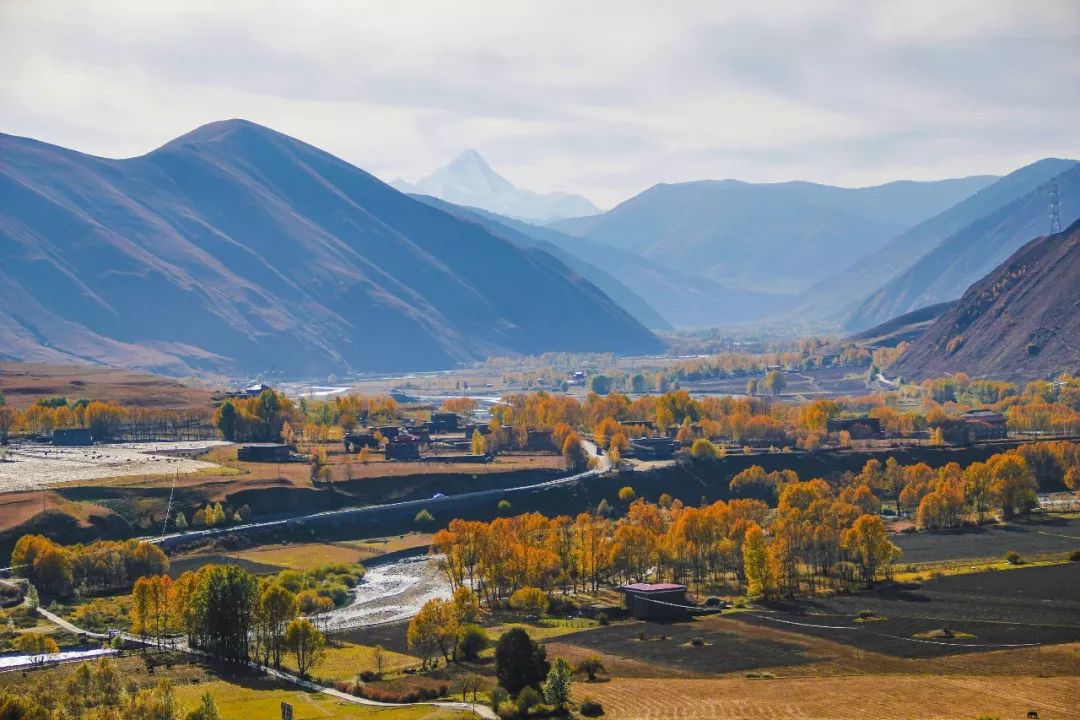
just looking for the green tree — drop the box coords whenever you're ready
[543,657,573,708]
[215,400,238,441]
[190,564,258,661]
[254,582,298,668]
[589,375,612,395]
[284,617,326,677]
[495,628,549,695]
[185,692,222,720]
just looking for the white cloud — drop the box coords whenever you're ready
[1,0,1077,207]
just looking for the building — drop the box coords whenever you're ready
[625,437,678,460]
[934,410,1008,445]
[241,383,271,398]
[237,443,292,462]
[385,433,422,460]
[52,428,92,446]
[429,412,460,434]
[618,583,690,621]
[961,409,1008,440]
[525,429,554,451]
[343,432,379,452]
[375,425,400,440]
[826,416,882,439]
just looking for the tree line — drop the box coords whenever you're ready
[0,397,213,444]
[432,491,899,605]
[10,536,168,596]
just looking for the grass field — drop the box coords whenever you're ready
[235,543,368,571]
[286,640,418,682]
[173,679,466,719]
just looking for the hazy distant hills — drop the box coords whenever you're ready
[548,176,997,295]
[794,158,1078,323]
[847,162,1080,331]
[413,197,791,328]
[392,149,599,223]
[891,219,1080,382]
[411,194,672,330]
[0,120,661,375]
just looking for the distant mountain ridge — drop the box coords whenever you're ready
[392,149,599,223]
[410,194,672,330]
[846,162,1080,331]
[890,218,1080,382]
[415,197,792,327]
[792,158,1077,323]
[548,175,997,295]
[0,120,661,375]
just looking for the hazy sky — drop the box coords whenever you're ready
[2,0,1078,207]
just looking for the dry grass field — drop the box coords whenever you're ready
[0,362,215,410]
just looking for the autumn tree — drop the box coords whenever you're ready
[408,598,458,668]
[988,453,1038,518]
[842,514,899,586]
[743,523,776,599]
[470,430,487,455]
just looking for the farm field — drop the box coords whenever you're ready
[572,675,1080,720]
[734,562,1080,658]
[892,515,1080,563]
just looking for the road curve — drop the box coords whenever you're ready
[150,438,610,549]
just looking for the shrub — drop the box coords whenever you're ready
[516,686,543,714]
[509,586,549,616]
[457,624,490,661]
[1069,549,1080,562]
[689,637,705,647]
[703,596,722,607]
[1005,550,1024,565]
[596,612,609,626]
[580,699,604,717]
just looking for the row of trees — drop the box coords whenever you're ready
[0,398,213,444]
[131,563,327,676]
[432,491,899,605]
[11,536,168,596]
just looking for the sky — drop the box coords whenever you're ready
[2,0,1078,208]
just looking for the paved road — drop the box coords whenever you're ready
[150,438,611,549]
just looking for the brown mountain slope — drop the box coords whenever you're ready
[890,219,1080,382]
[0,120,661,375]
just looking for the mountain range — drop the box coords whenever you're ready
[846,162,1080,331]
[547,175,997,295]
[0,120,661,375]
[408,196,791,328]
[891,218,1080,382]
[793,158,1078,324]
[392,150,598,223]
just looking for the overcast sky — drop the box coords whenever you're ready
[2,0,1078,208]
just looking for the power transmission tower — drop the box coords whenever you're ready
[1049,182,1062,234]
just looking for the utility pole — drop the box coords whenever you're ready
[1049,182,1062,234]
